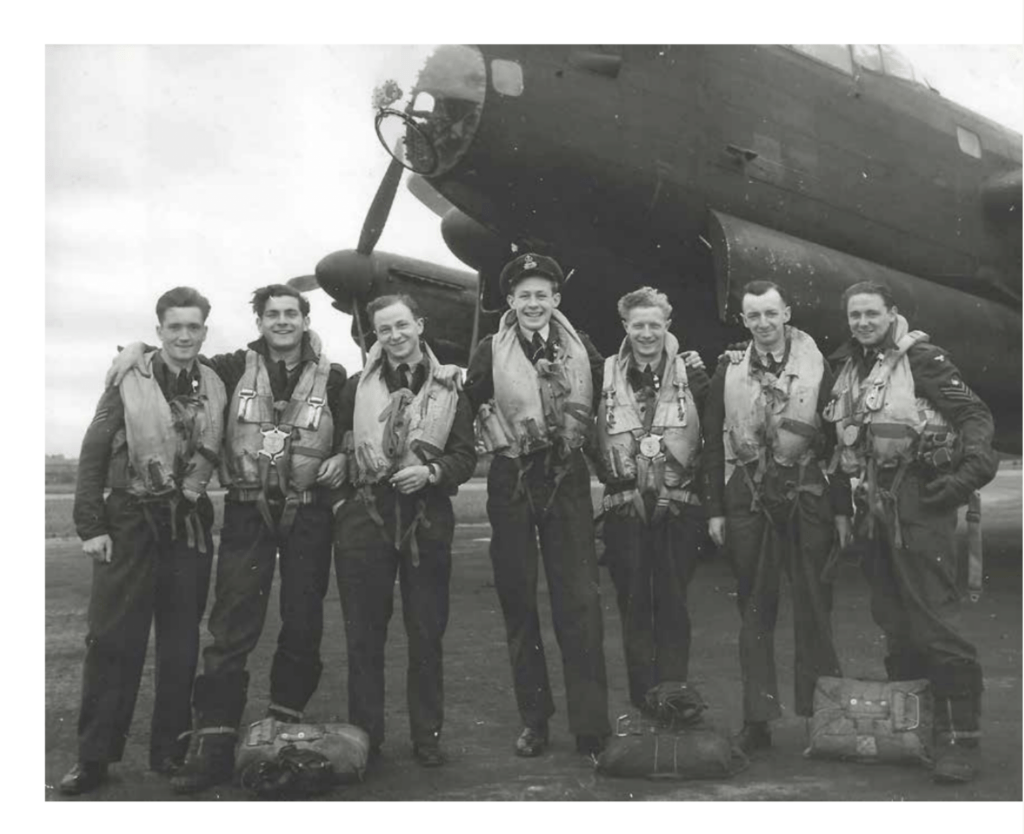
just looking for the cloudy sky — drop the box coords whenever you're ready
[45,42,1022,456]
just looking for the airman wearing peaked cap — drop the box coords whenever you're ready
[498,252,565,295]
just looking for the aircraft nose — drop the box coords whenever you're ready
[374,45,487,177]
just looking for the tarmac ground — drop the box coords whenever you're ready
[44,469,1022,801]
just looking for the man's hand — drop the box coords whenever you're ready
[681,350,705,371]
[717,340,749,365]
[921,474,972,512]
[834,515,852,549]
[390,465,431,495]
[316,454,347,489]
[83,534,113,563]
[105,341,149,388]
[708,516,726,548]
[433,365,463,391]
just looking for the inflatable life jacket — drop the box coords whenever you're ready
[478,309,594,458]
[722,326,824,485]
[110,352,226,501]
[824,315,956,478]
[351,341,460,485]
[597,333,701,508]
[221,331,335,533]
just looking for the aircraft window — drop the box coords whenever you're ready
[879,45,915,82]
[957,126,982,159]
[491,60,524,97]
[790,45,853,75]
[852,44,882,73]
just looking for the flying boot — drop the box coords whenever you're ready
[171,671,248,794]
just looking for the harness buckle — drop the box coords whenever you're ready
[638,434,662,459]
[237,388,257,419]
[258,426,292,463]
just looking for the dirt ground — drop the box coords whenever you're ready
[44,470,1022,802]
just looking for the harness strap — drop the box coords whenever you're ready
[255,455,279,535]
[396,497,431,567]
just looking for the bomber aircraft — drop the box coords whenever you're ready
[290,45,1022,453]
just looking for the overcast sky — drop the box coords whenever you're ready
[45,43,1022,456]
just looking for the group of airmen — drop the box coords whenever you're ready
[59,251,998,796]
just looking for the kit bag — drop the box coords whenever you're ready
[596,713,746,781]
[236,718,371,797]
[805,677,933,765]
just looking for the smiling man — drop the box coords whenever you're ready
[595,287,710,713]
[62,287,226,795]
[107,284,347,793]
[825,281,998,784]
[465,253,611,759]
[702,280,849,756]
[332,294,476,767]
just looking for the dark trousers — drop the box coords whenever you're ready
[77,491,213,765]
[603,501,705,708]
[724,464,841,721]
[858,470,981,699]
[334,496,453,749]
[486,451,610,737]
[199,498,333,725]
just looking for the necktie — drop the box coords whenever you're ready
[176,369,192,396]
[530,332,546,363]
[397,363,411,389]
[640,364,656,391]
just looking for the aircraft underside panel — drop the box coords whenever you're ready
[708,210,1021,453]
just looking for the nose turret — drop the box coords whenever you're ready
[374,45,486,177]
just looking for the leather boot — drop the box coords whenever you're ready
[169,671,248,794]
[170,729,238,794]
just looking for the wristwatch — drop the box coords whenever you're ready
[427,464,440,485]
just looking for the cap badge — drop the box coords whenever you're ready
[522,255,537,271]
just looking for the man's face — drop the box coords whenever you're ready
[846,293,897,348]
[156,306,207,364]
[623,305,670,364]
[741,289,790,350]
[258,295,309,351]
[373,301,424,365]
[508,276,560,333]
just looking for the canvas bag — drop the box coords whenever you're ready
[805,677,933,765]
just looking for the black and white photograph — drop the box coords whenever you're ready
[36,2,1022,818]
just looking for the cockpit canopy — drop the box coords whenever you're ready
[789,44,929,88]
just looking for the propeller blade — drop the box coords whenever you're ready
[408,174,455,218]
[357,156,405,256]
[351,297,369,365]
[287,274,319,292]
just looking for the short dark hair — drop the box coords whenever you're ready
[366,293,423,324]
[155,286,211,323]
[740,280,789,306]
[842,281,895,311]
[251,284,310,318]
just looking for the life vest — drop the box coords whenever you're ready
[221,331,335,532]
[351,341,460,485]
[824,315,956,476]
[597,333,701,498]
[479,309,594,458]
[110,352,226,501]
[722,326,824,484]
